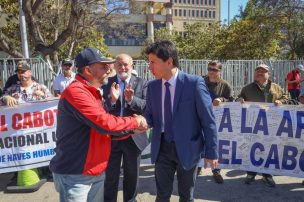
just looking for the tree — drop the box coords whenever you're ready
[0,0,130,63]
[240,0,304,59]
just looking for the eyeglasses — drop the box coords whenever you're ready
[207,67,220,72]
[116,63,131,68]
[17,70,27,74]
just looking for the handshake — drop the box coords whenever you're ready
[133,114,149,134]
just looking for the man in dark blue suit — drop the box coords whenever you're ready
[102,54,148,202]
[144,40,218,202]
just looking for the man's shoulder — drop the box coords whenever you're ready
[54,74,64,81]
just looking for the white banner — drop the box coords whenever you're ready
[0,100,58,173]
[1,100,303,178]
[214,102,304,178]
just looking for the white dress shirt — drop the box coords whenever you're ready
[161,69,178,132]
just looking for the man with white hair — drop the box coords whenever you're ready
[102,53,148,202]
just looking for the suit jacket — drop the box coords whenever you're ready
[144,71,218,170]
[102,75,149,151]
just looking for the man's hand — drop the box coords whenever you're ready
[110,82,120,103]
[3,96,18,107]
[34,90,45,98]
[133,114,148,132]
[274,100,282,106]
[213,98,222,106]
[204,159,218,170]
[124,84,134,103]
[237,97,245,104]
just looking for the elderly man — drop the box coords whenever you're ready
[1,60,52,191]
[53,59,75,97]
[238,64,288,187]
[1,61,51,106]
[102,54,148,202]
[49,48,148,202]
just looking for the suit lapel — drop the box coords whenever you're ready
[173,71,184,116]
[129,75,137,89]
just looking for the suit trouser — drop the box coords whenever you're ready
[104,138,141,202]
[155,137,198,202]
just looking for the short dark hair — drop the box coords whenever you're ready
[145,40,179,68]
[208,60,222,70]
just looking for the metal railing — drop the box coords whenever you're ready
[0,58,56,90]
[133,59,304,96]
[1,58,303,97]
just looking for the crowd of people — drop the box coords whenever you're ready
[0,40,304,201]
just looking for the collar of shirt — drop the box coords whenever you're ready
[117,75,131,86]
[162,69,178,87]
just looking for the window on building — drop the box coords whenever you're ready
[188,0,190,4]
[201,10,204,17]
[205,0,207,5]
[196,10,199,17]
[179,9,182,16]
[174,0,177,3]
[184,0,186,3]
[179,0,182,3]
[205,10,208,17]
[192,0,195,4]
[209,10,212,18]
[213,11,216,18]
[196,0,199,4]
[188,10,191,16]
[184,9,187,16]
[192,10,195,17]
[201,0,203,5]
[209,0,211,5]
[213,0,216,5]
[174,9,177,16]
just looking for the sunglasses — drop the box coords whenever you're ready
[207,67,220,72]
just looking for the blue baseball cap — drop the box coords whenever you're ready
[75,48,116,69]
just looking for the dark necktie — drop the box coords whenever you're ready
[164,82,173,142]
[121,80,126,116]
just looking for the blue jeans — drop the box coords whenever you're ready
[53,172,105,202]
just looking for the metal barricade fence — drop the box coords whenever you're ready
[1,58,303,97]
[133,59,304,97]
[0,58,55,91]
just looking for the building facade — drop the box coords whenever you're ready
[104,0,221,58]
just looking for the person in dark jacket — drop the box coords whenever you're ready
[197,60,233,184]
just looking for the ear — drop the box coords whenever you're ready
[84,66,93,76]
[167,57,173,66]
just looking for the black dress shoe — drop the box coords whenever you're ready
[262,176,276,187]
[213,172,224,184]
[244,174,255,185]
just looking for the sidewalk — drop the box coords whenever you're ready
[0,166,303,202]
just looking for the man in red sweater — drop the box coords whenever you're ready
[50,48,147,202]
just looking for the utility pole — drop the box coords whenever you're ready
[228,0,230,25]
[19,0,29,58]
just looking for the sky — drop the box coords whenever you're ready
[221,0,249,24]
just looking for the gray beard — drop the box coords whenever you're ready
[118,72,130,80]
[102,78,108,86]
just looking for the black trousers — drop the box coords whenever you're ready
[104,138,141,202]
[289,89,300,100]
[155,137,198,202]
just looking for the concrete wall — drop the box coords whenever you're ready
[108,46,144,58]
